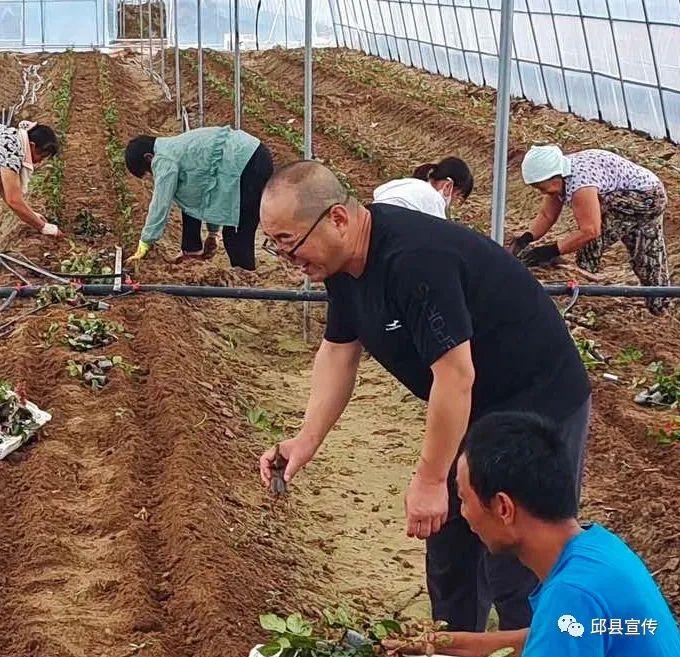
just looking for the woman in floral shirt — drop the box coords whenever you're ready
[509,144,670,314]
[0,120,62,237]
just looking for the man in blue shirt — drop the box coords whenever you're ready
[385,412,679,656]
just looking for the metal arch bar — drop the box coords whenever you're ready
[234,0,241,129]
[355,0,375,55]
[327,0,340,49]
[139,0,144,67]
[640,0,671,141]
[148,0,153,74]
[420,0,440,75]
[382,0,401,61]
[449,0,472,83]
[525,0,550,106]
[338,0,356,50]
[603,0,631,130]
[575,0,603,121]
[546,0,572,113]
[394,0,415,67]
[173,0,181,120]
[373,0,395,61]
[490,0,515,246]
[197,0,204,127]
[1,284,679,301]
[433,0,452,78]
[468,2,487,86]
[303,0,313,341]
[404,0,426,69]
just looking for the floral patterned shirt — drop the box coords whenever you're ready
[563,149,660,205]
[0,125,24,174]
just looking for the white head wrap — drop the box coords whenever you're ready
[521,144,572,185]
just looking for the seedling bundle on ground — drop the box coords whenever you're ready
[0,381,51,459]
[67,354,138,390]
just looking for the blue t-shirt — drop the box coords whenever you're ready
[523,524,679,656]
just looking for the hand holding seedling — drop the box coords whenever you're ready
[259,435,318,490]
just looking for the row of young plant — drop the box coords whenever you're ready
[30,51,76,221]
[570,326,679,444]
[97,57,135,249]
[209,51,397,180]
[183,51,358,195]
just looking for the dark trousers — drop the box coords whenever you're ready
[181,144,274,270]
[426,395,591,631]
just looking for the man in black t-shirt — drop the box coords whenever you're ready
[258,161,591,632]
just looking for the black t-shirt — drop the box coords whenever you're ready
[324,204,590,422]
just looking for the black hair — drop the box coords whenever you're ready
[125,135,157,178]
[412,156,474,199]
[27,124,59,158]
[463,411,578,521]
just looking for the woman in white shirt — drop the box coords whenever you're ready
[373,156,473,219]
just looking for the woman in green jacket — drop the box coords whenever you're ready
[125,126,273,270]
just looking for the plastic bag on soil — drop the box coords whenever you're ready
[0,384,52,460]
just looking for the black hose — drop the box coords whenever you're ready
[0,283,679,301]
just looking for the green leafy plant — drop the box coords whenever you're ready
[64,313,127,351]
[41,321,62,348]
[60,245,114,282]
[35,284,83,308]
[30,53,75,220]
[0,381,41,446]
[614,346,643,366]
[247,407,283,439]
[73,209,109,239]
[649,362,680,406]
[98,57,135,248]
[572,337,607,370]
[647,420,680,445]
[258,611,400,657]
[67,354,139,390]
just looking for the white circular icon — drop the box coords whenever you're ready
[558,615,577,632]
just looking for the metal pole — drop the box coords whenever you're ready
[22,0,26,46]
[40,0,45,48]
[234,0,241,129]
[303,0,313,340]
[173,0,180,119]
[284,0,288,49]
[197,0,204,126]
[490,0,515,246]
[160,0,165,81]
[228,0,233,51]
[148,0,154,76]
[139,0,144,65]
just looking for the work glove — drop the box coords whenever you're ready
[520,242,560,267]
[125,240,151,265]
[507,231,534,257]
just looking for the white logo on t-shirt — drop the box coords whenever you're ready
[385,320,402,332]
[558,614,585,638]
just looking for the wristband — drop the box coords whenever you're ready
[40,222,59,236]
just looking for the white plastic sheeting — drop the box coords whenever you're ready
[0,0,110,48]
[166,0,335,49]
[329,0,680,142]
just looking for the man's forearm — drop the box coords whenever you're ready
[299,340,361,448]
[416,374,472,482]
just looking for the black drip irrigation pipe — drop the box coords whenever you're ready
[0,284,679,302]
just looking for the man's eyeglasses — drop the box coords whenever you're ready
[262,194,349,260]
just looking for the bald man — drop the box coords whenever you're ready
[258,161,591,633]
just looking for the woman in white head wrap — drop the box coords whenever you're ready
[0,120,62,237]
[509,144,670,314]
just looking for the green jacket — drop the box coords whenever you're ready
[141,126,260,244]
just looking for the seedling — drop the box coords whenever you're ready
[247,407,283,439]
[647,420,680,445]
[64,313,126,351]
[60,245,114,281]
[572,337,607,370]
[0,380,51,459]
[67,355,139,390]
[73,209,109,239]
[613,346,643,366]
